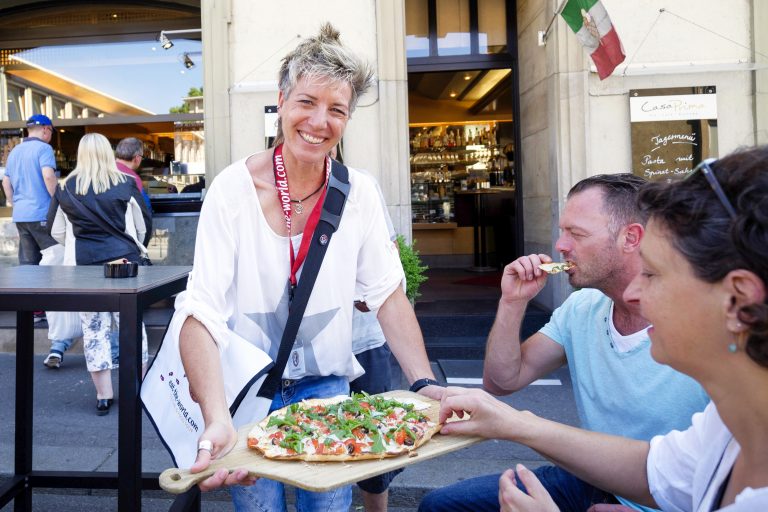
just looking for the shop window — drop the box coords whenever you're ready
[31,91,46,115]
[6,84,24,121]
[4,39,202,119]
[478,0,507,54]
[406,0,513,60]
[52,99,66,119]
[405,0,430,58]
[436,0,470,56]
[0,36,206,187]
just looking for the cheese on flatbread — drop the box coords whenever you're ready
[247,393,441,462]
[538,262,574,274]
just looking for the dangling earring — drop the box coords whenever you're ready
[729,330,747,354]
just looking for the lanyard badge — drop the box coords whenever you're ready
[271,144,330,302]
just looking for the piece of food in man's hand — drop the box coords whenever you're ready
[247,393,441,461]
[538,262,575,274]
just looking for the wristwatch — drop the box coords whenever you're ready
[409,378,441,393]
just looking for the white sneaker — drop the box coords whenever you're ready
[43,352,62,369]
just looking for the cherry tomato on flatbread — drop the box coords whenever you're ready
[344,438,366,454]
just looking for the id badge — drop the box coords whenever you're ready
[288,342,306,377]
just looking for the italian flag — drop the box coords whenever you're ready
[561,0,625,80]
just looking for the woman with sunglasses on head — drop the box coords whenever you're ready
[434,146,768,512]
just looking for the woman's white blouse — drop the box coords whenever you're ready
[648,402,768,511]
[174,157,405,380]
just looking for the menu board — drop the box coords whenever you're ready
[630,87,717,182]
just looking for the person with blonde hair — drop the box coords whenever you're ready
[48,132,151,415]
[174,22,441,511]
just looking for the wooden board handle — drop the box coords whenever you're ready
[159,467,218,494]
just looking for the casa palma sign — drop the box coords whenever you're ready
[629,87,717,182]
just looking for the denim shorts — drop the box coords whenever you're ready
[230,375,352,512]
[16,221,57,265]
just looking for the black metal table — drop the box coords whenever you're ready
[0,265,191,511]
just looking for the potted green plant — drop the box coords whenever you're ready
[396,234,428,303]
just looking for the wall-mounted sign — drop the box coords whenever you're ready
[264,105,278,137]
[630,87,718,182]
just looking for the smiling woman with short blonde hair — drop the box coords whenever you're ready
[173,22,441,512]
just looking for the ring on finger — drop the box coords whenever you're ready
[197,439,214,456]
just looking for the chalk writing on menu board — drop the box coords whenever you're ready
[629,87,717,183]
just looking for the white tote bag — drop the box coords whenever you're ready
[46,311,84,340]
[40,244,84,340]
[141,307,274,468]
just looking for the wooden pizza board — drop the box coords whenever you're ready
[159,390,483,493]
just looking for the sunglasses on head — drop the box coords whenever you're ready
[686,158,737,220]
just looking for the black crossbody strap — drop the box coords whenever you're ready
[62,186,147,256]
[258,159,350,399]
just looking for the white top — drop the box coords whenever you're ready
[648,402,768,511]
[350,167,397,355]
[174,156,405,380]
[608,302,649,353]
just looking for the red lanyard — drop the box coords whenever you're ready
[272,144,330,292]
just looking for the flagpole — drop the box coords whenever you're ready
[538,0,569,46]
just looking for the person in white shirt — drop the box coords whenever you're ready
[177,23,442,511]
[435,146,768,512]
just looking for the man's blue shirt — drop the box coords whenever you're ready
[540,288,709,441]
[5,137,56,222]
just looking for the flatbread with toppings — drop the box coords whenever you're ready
[538,262,574,274]
[247,393,441,461]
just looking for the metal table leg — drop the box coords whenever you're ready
[118,295,142,510]
[15,311,34,511]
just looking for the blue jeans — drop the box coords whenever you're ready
[50,327,118,362]
[110,329,119,363]
[50,338,73,355]
[230,375,353,512]
[418,465,619,512]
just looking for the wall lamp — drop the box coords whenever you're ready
[158,28,202,50]
[183,53,195,69]
[159,33,173,49]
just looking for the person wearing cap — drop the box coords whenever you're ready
[3,114,75,367]
[2,114,59,264]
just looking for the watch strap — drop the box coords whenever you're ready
[409,378,440,393]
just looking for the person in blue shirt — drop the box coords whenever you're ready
[419,173,710,512]
[2,114,59,265]
[2,114,75,367]
[434,148,768,512]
